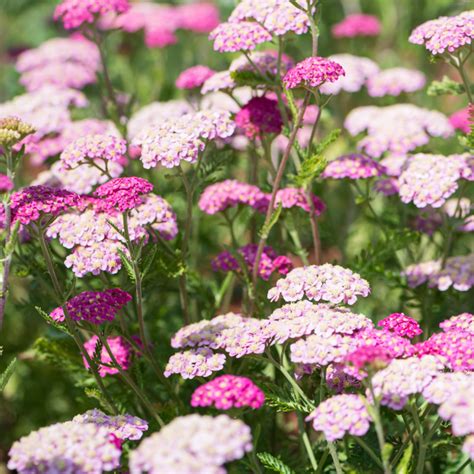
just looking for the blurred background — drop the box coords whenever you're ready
[0,0,472,470]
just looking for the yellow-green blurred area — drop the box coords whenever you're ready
[0,0,472,469]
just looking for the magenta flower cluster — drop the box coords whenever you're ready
[191,375,265,410]
[378,313,423,339]
[332,14,381,38]
[235,96,283,139]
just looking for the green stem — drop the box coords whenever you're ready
[327,441,343,474]
[297,412,318,471]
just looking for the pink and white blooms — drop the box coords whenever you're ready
[409,10,474,55]
[8,421,122,473]
[230,50,294,77]
[307,394,372,441]
[367,68,426,97]
[268,263,371,305]
[176,65,215,90]
[322,154,385,180]
[209,21,272,53]
[129,414,252,473]
[191,375,265,410]
[332,14,381,38]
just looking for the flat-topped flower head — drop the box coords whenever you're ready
[319,54,379,95]
[212,244,292,281]
[83,335,134,377]
[378,313,422,339]
[49,288,132,325]
[10,185,80,225]
[306,394,371,441]
[409,10,474,55]
[268,263,370,305]
[133,110,235,169]
[54,0,130,30]
[283,57,345,90]
[367,68,426,97]
[230,50,294,77]
[201,70,236,94]
[191,375,265,410]
[345,104,453,158]
[235,96,283,139]
[60,134,127,170]
[198,180,268,215]
[322,154,385,180]
[422,372,474,405]
[438,387,474,436]
[164,347,226,379]
[129,414,252,473]
[176,65,215,90]
[73,409,148,441]
[275,188,326,214]
[440,312,474,334]
[209,21,272,53]
[95,177,153,212]
[345,345,392,371]
[8,421,121,473]
[332,13,381,38]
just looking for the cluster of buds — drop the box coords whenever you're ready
[0,117,35,147]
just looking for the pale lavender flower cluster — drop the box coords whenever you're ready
[268,264,371,305]
[398,153,470,208]
[230,50,294,77]
[422,372,474,405]
[209,21,272,53]
[16,37,100,92]
[8,421,122,473]
[283,56,346,90]
[438,387,474,436]
[306,394,371,441]
[165,348,227,379]
[322,154,385,180]
[73,409,148,441]
[367,68,426,97]
[133,110,235,169]
[129,414,252,473]
[201,70,237,94]
[370,356,443,409]
[403,254,474,292]
[319,54,379,95]
[409,10,474,55]
[345,104,453,158]
[439,312,474,334]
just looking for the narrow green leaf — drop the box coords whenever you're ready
[259,202,282,239]
[117,248,136,283]
[0,357,17,391]
[395,442,413,474]
[256,452,296,474]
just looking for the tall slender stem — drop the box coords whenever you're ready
[327,441,343,474]
[297,412,318,471]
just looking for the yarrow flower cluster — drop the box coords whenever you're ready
[133,110,235,169]
[201,70,237,95]
[165,347,227,379]
[8,421,122,473]
[437,387,474,436]
[230,50,294,77]
[332,14,381,38]
[0,116,36,147]
[283,56,346,89]
[345,104,454,158]
[176,65,215,90]
[275,188,326,215]
[322,154,385,180]
[54,0,130,30]
[422,372,474,405]
[191,375,265,410]
[209,21,272,53]
[211,244,292,281]
[268,264,371,305]
[366,68,426,97]
[73,409,148,442]
[306,394,371,441]
[403,254,474,292]
[60,134,127,170]
[409,10,474,55]
[235,97,283,139]
[378,313,422,339]
[449,107,471,134]
[83,335,135,377]
[0,174,13,193]
[10,185,81,225]
[319,54,379,95]
[129,414,252,473]
[49,288,131,325]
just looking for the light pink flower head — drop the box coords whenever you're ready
[177,3,220,33]
[367,68,426,97]
[449,106,471,134]
[283,57,345,90]
[209,21,272,53]
[176,65,215,90]
[332,13,381,38]
[322,154,385,180]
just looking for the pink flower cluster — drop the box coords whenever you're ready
[133,110,235,169]
[345,104,454,158]
[165,347,227,379]
[322,154,385,180]
[367,68,426,97]
[268,264,371,305]
[54,0,130,30]
[283,56,346,90]
[10,185,81,225]
[275,188,326,215]
[198,180,268,215]
[49,288,131,325]
[345,345,392,371]
[83,335,135,377]
[235,96,283,139]
[176,65,215,90]
[378,313,422,339]
[8,421,122,474]
[449,107,471,134]
[332,13,381,38]
[129,414,252,474]
[319,54,379,95]
[409,10,474,55]
[230,50,294,77]
[0,174,13,193]
[210,21,272,52]
[211,244,292,281]
[306,394,371,441]
[191,375,265,410]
